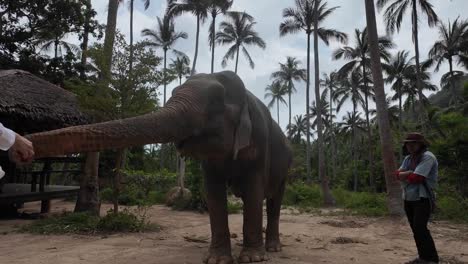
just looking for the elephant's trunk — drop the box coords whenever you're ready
[27,91,204,158]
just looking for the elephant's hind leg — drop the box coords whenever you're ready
[265,181,285,252]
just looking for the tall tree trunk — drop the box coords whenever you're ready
[362,61,374,191]
[163,49,168,106]
[160,49,168,171]
[448,57,457,104]
[305,31,312,183]
[288,81,292,129]
[313,5,334,205]
[365,0,403,215]
[235,45,240,74]
[102,0,119,83]
[352,103,358,192]
[80,0,91,80]
[329,84,337,181]
[129,0,134,78]
[277,99,280,126]
[211,13,216,74]
[191,15,200,75]
[398,88,403,161]
[74,152,101,216]
[113,149,126,213]
[411,0,427,125]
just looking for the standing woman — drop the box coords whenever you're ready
[396,132,439,264]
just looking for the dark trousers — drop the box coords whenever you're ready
[404,198,439,263]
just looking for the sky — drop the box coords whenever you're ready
[83,0,467,131]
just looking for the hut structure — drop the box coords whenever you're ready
[0,69,88,213]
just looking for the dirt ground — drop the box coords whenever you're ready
[0,201,467,264]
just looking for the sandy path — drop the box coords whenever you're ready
[0,201,466,264]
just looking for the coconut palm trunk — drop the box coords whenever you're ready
[365,0,403,215]
[102,0,119,83]
[313,0,334,206]
[129,0,134,76]
[398,87,403,161]
[362,61,374,191]
[306,31,312,183]
[80,0,91,80]
[277,98,280,126]
[191,15,200,75]
[74,152,101,216]
[288,82,292,129]
[211,13,217,73]
[329,83,337,181]
[352,103,358,192]
[411,0,426,124]
[235,45,240,73]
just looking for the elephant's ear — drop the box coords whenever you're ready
[233,102,252,160]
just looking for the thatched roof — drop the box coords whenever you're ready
[0,69,88,134]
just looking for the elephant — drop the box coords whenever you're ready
[27,71,292,264]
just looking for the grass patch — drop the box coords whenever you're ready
[20,209,158,235]
[283,183,387,217]
[333,188,387,217]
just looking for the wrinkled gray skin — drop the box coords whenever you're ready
[27,71,292,264]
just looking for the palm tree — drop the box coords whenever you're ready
[207,0,233,73]
[365,0,403,215]
[320,71,340,181]
[167,0,209,75]
[403,61,438,114]
[377,0,439,122]
[216,11,266,73]
[102,0,122,83]
[333,27,393,191]
[309,90,330,129]
[382,50,413,159]
[271,57,306,128]
[339,111,365,191]
[280,0,347,184]
[79,0,93,80]
[287,115,309,144]
[334,69,366,191]
[265,81,288,126]
[142,15,188,106]
[170,55,191,85]
[429,18,468,104]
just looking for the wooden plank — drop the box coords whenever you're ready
[0,184,79,204]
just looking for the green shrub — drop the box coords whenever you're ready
[435,196,468,223]
[283,183,322,208]
[147,190,166,204]
[97,209,156,232]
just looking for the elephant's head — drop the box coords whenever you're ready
[27,71,252,161]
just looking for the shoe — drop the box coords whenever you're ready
[404,258,438,264]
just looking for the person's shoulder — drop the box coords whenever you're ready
[423,151,437,161]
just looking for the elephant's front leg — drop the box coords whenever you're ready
[239,172,267,263]
[203,164,233,264]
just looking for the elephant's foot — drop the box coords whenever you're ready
[265,237,282,252]
[203,249,233,264]
[238,246,268,263]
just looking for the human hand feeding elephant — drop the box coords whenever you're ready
[26,71,292,264]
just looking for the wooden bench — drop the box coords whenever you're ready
[0,157,83,213]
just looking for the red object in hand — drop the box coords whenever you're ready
[394,170,401,180]
[407,173,425,184]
